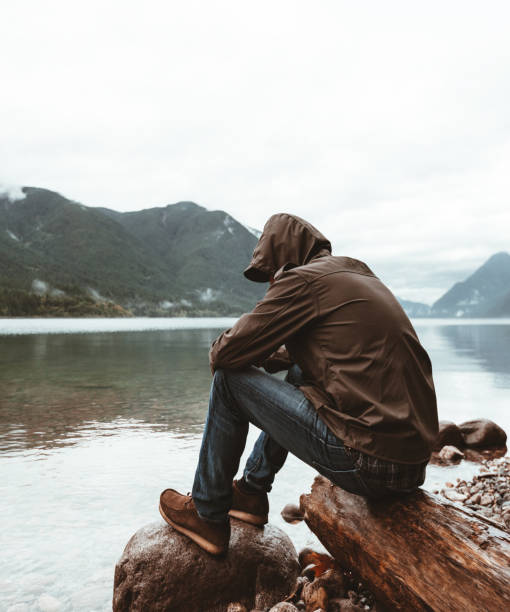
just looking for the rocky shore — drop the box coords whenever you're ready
[113,418,508,611]
[227,547,377,611]
[436,455,510,530]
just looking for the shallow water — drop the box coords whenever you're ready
[1,318,509,611]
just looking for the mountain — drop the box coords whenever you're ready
[397,298,431,318]
[97,201,260,302]
[431,252,510,317]
[2,185,509,318]
[483,289,510,317]
[0,187,264,315]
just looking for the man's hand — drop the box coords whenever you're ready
[261,346,293,373]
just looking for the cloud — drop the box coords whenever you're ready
[0,183,26,201]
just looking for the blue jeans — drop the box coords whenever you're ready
[191,366,373,522]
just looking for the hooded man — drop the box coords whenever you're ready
[159,213,439,555]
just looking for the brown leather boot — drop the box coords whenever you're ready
[159,489,230,555]
[228,479,269,526]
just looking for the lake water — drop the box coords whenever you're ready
[1,318,509,611]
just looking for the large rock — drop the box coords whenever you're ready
[459,419,507,448]
[113,519,299,611]
[433,420,464,451]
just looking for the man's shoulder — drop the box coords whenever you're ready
[293,255,376,282]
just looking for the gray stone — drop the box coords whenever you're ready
[113,519,299,612]
[438,445,464,461]
[281,503,305,524]
[442,489,468,502]
[459,419,507,448]
[328,598,365,612]
[466,492,482,505]
[480,494,494,506]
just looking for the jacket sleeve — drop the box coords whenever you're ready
[209,272,317,372]
[260,346,294,373]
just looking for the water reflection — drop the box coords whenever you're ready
[412,323,510,436]
[438,323,510,380]
[1,327,322,611]
[0,329,219,454]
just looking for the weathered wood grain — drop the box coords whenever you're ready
[300,476,510,612]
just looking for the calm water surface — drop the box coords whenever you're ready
[1,318,509,611]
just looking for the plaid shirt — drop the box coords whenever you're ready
[344,445,428,491]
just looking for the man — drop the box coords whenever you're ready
[159,213,439,555]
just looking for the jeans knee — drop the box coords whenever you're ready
[213,368,242,388]
[213,368,226,385]
[210,368,247,423]
[211,369,236,406]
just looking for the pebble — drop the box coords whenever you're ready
[440,456,510,529]
[438,446,464,461]
[442,489,467,502]
[281,503,305,524]
[300,563,316,581]
[226,603,248,612]
[466,492,481,505]
[282,550,378,611]
[480,494,493,506]
[268,603,299,611]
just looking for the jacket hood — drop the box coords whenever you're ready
[244,213,332,282]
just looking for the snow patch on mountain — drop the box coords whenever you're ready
[223,215,235,235]
[458,289,483,307]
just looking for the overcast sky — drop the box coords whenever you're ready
[1,1,509,303]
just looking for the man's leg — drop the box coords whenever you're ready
[242,364,303,492]
[191,366,367,522]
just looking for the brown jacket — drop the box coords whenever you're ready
[209,214,438,464]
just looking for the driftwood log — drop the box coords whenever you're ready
[300,476,510,612]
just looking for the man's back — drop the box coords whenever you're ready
[286,254,438,464]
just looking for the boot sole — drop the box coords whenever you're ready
[159,503,227,555]
[228,509,268,526]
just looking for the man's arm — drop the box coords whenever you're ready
[209,272,317,372]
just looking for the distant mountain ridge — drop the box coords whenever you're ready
[0,186,264,315]
[1,185,509,317]
[396,298,431,318]
[431,252,510,317]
